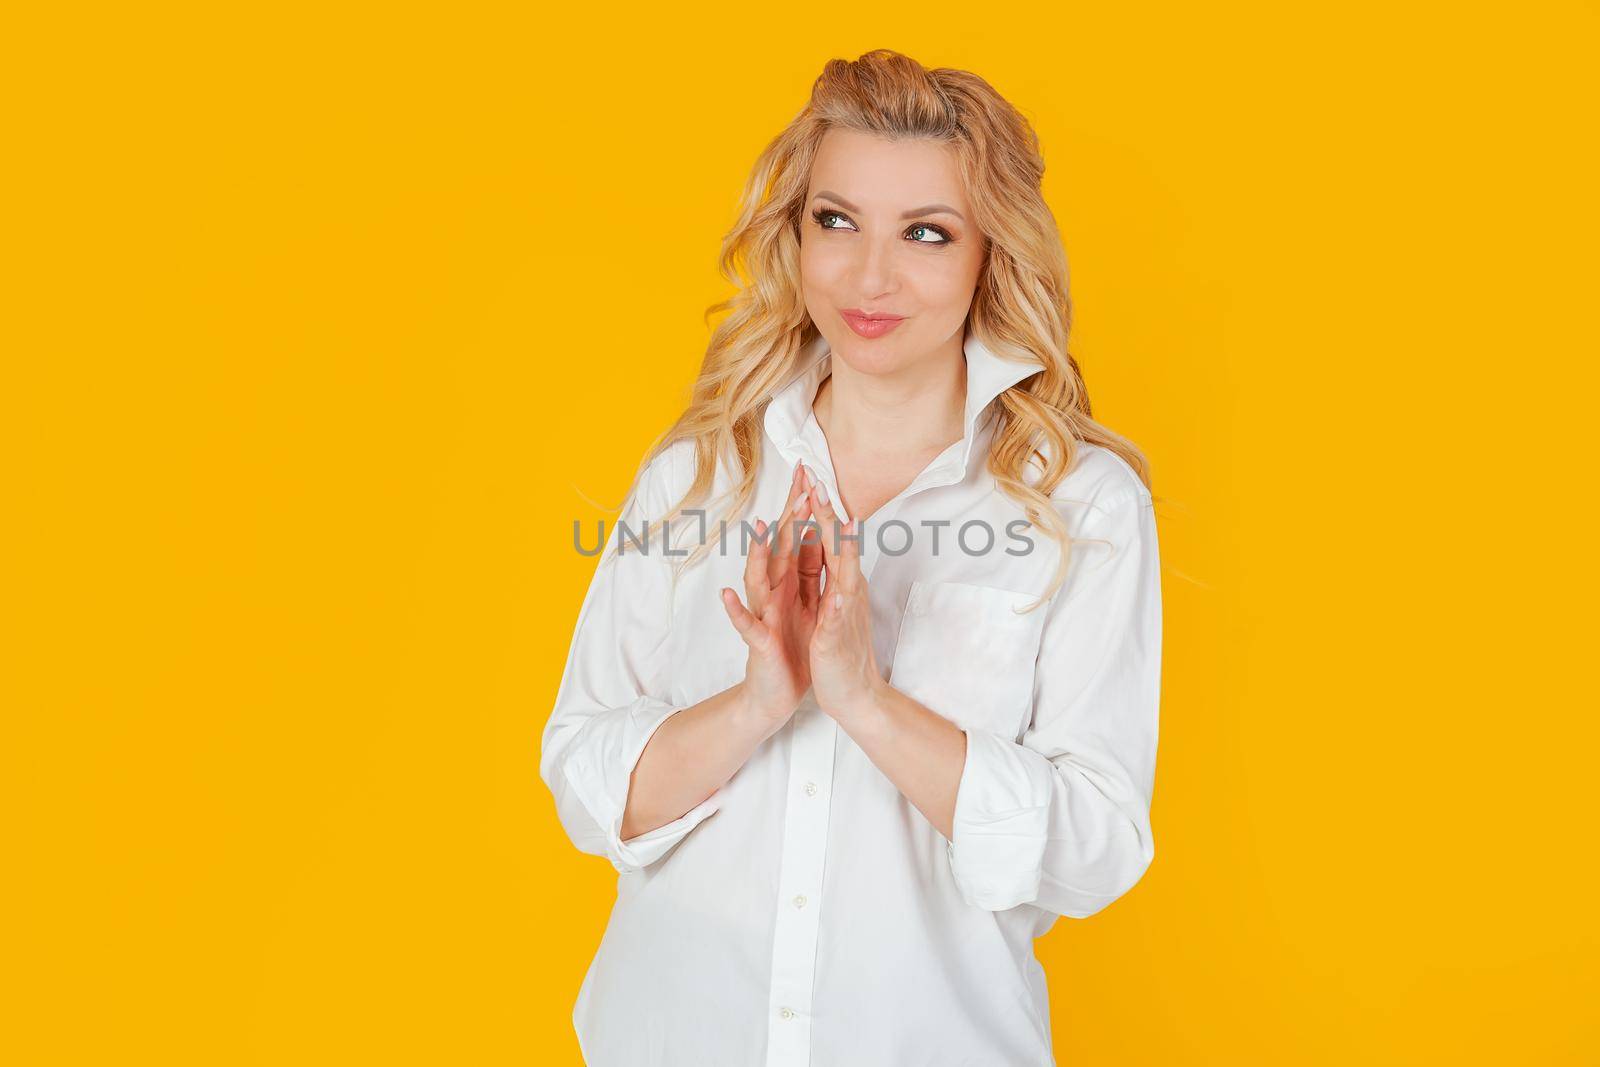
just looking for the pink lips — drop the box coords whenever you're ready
[841,308,906,339]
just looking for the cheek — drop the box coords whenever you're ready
[906,253,982,310]
[799,239,851,290]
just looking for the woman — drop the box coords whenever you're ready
[540,49,1162,1067]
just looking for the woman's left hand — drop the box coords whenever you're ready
[803,473,887,723]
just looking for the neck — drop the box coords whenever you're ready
[813,334,968,459]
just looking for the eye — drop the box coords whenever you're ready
[907,223,952,245]
[809,207,954,247]
[812,208,856,231]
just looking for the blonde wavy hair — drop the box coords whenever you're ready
[619,49,1152,612]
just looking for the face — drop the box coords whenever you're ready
[799,128,985,376]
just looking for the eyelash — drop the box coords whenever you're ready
[809,207,954,247]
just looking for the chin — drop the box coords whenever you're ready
[835,329,928,369]
[828,337,902,375]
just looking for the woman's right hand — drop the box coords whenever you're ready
[719,460,824,727]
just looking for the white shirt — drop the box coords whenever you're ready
[539,329,1162,1067]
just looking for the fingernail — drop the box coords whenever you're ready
[813,479,829,505]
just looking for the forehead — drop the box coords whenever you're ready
[807,128,969,212]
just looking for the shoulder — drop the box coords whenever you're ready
[608,439,701,562]
[1034,440,1153,522]
[1035,443,1159,586]
[629,437,699,512]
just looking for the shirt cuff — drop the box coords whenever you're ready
[946,726,1055,911]
[560,694,723,873]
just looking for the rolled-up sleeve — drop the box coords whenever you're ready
[947,488,1162,917]
[538,449,722,874]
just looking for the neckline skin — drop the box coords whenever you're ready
[763,329,1043,494]
[762,330,1043,526]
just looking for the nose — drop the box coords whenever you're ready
[851,234,898,299]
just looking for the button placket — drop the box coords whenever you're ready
[763,700,837,1067]
[758,402,960,1067]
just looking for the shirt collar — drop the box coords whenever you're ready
[762,329,1043,479]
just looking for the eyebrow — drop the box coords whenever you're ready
[812,190,966,223]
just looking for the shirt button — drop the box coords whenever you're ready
[804,781,817,796]
[779,1006,795,1020]
[793,893,807,909]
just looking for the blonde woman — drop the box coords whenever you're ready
[540,49,1163,1067]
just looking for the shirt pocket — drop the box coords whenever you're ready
[887,579,1051,741]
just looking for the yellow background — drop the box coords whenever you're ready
[6,2,1597,1063]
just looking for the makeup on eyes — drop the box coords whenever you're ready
[809,207,955,246]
